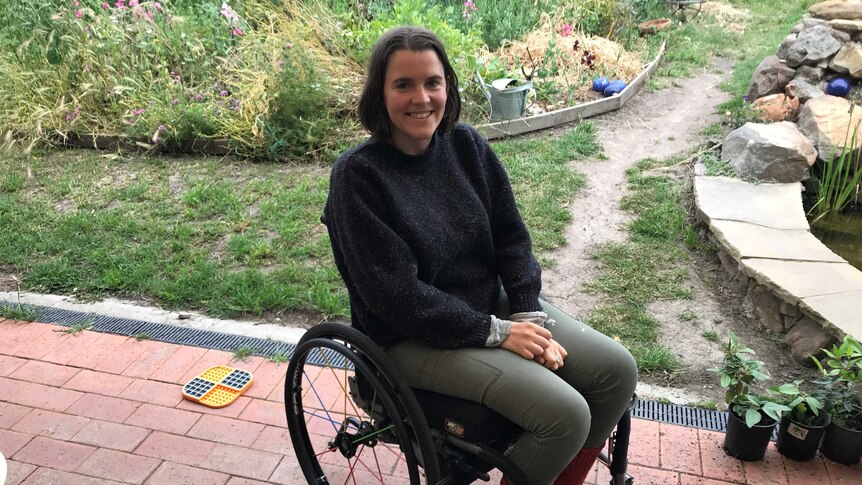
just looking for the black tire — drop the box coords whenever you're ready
[285,322,441,484]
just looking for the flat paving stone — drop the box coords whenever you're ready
[710,220,845,262]
[800,290,862,339]
[741,259,862,304]
[695,177,809,230]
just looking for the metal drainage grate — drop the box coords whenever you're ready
[0,301,297,361]
[3,301,752,434]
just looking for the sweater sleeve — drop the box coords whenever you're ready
[471,128,543,313]
[326,157,492,349]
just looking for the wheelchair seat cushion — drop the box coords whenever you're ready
[412,388,521,443]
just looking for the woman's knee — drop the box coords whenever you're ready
[525,386,592,443]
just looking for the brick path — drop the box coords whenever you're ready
[1,318,861,485]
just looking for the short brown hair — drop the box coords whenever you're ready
[357,26,461,139]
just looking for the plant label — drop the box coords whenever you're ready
[788,423,809,440]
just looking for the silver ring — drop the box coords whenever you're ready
[555,354,561,364]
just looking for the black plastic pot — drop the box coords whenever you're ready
[820,421,862,465]
[723,411,776,461]
[776,413,830,461]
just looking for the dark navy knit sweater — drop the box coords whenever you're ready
[323,124,542,349]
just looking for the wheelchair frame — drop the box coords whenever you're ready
[284,322,634,485]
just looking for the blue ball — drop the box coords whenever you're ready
[603,80,627,97]
[826,78,850,97]
[592,77,610,93]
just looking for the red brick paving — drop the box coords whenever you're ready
[2,319,860,484]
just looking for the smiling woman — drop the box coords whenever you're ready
[384,50,448,155]
[321,26,637,485]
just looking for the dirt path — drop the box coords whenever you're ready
[542,59,816,404]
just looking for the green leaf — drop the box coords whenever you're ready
[720,374,731,388]
[745,409,761,428]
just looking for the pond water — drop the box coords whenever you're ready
[810,211,862,271]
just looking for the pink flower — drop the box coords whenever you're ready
[561,23,573,37]
[219,90,228,97]
[129,0,138,7]
[171,98,179,105]
[73,0,80,6]
[75,9,83,18]
[232,27,244,36]
[115,0,125,9]
[102,2,109,9]
[462,0,478,21]
[66,115,73,122]
[154,2,163,12]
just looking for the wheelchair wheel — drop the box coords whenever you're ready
[285,322,441,484]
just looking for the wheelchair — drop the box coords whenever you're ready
[284,322,635,485]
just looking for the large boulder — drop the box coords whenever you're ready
[785,25,843,67]
[786,78,825,103]
[810,0,862,20]
[829,42,862,77]
[797,95,862,159]
[721,122,817,182]
[745,56,796,100]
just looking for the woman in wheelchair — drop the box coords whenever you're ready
[310,26,637,485]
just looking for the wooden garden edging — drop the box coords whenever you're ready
[477,41,667,140]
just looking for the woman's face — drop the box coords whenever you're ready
[383,49,447,155]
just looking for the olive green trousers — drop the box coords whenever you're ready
[385,295,637,485]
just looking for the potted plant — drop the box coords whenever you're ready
[711,331,788,461]
[773,380,828,461]
[813,336,862,465]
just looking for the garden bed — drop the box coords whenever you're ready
[0,0,662,161]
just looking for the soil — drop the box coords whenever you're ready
[541,57,819,406]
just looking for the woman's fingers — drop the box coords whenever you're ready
[501,321,553,360]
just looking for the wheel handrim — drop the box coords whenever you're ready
[287,338,426,484]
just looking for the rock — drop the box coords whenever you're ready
[856,31,862,41]
[831,19,862,33]
[797,95,862,159]
[784,317,835,365]
[795,65,826,83]
[829,43,862,77]
[753,93,800,122]
[721,121,817,182]
[786,78,825,103]
[832,28,852,43]
[810,0,862,20]
[778,33,798,60]
[780,301,801,318]
[786,25,843,67]
[803,16,831,27]
[792,22,805,34]
[748,284,785,333]
[745,56,796,100]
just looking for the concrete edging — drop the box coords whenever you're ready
[693,174,861,363]
[478,41,666,140]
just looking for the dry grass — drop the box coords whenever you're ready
[702,1,751,32]
[492,12,643,98]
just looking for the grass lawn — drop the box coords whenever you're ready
[0,123,598,321]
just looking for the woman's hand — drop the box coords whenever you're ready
[501,321,552,360]
[535,339,568,371]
